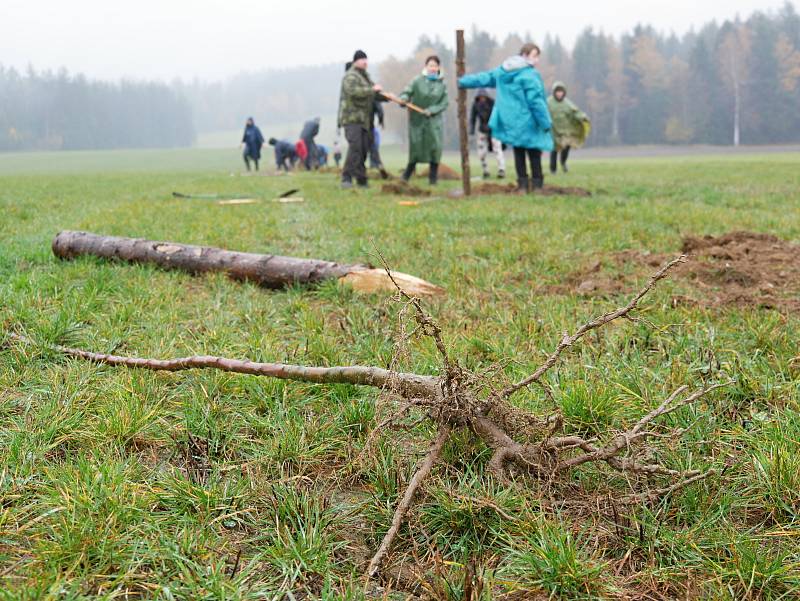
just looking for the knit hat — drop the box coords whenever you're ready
[353,49,367,62]
[268,137,277,145]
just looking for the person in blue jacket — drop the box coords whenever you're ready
[458,43,552,191]
[241,117,265,171]
[316,144,329,167]
[268,137,298,172]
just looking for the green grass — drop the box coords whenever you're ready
[2,148,800,599]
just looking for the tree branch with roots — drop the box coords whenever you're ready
[4,254,731,581]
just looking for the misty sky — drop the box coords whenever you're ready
[1,0,790,81]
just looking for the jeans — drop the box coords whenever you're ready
[477,132,505,174]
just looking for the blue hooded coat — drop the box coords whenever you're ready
[458,56,553,151]
[242,123,264,159]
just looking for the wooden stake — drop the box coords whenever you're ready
[456,29,471,196]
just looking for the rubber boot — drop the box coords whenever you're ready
[401,162,416,182]
[429,162,439,185]
[516,176,529,193]
[531,177,544,190]
[549,151,558,175]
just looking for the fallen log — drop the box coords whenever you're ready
[51,231,444,297]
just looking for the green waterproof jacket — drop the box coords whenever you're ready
[399,72,449,163]
[547,81,590,150]
[338,66,376,130]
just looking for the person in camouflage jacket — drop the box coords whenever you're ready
[338,50,383,188]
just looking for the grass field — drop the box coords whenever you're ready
[2,149,800,599]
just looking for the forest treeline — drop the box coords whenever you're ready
[0,67,195,151]
[379,2,800,148]
[1,3,799,151]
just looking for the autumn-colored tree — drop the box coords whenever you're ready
[774,32,800,91]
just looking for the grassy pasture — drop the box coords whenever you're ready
[1,149,800,599]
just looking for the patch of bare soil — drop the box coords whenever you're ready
[381,182,432,197]
[545,231,800,311]
[470,182,592,196]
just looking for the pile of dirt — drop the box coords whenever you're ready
[545,231,800,311]
[420,164,461,181]
[468,182,592,196]
[380,181,431,197]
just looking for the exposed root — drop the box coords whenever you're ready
[4,254,730,581]
[366,424,452,577]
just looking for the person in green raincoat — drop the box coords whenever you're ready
[399,55,449,185]
[547,81,590,174]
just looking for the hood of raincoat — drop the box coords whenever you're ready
[552,81,568,96]
[501,55,531,72]
[421,68,444,80]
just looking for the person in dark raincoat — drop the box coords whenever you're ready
[547,81,590,173]
[268,137,298,172]
[299,117,321,170]
[470,88,506,178]
[241,117,264,171]
[458,44,552,191]
[399,55,449,185]
[337,50,384,188]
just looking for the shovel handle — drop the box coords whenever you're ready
[383,92,428,115]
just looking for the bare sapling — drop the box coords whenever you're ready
[5,254,730,580]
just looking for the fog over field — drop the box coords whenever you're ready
[1,0,799,151]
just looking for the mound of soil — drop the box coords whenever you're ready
[545,231,800,311]
[381,181,431,197]
[469,182,592,196]
[420,164,461,181]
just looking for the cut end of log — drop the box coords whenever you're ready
[339,269,445,297]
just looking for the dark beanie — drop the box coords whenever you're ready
[268,137,277,145]
[353,49,367,62]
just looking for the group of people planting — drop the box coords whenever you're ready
[337,44,590,191]
[240,117,330,173]
[242,43,590,192]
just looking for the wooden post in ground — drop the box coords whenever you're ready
[456,29,471,196]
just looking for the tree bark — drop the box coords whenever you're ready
[456,29,471,196]
[52,231,444,296]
